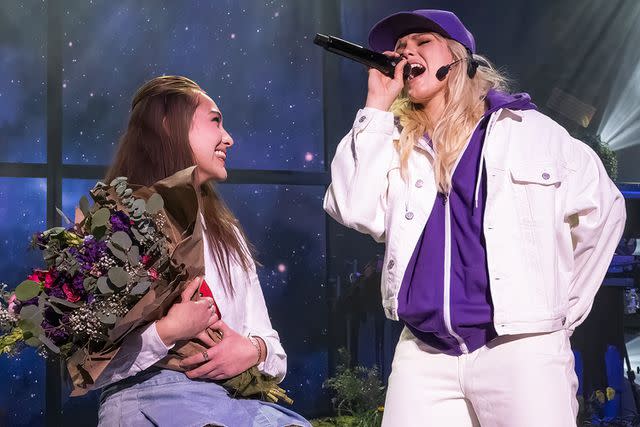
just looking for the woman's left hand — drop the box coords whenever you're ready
[181,320,259,380]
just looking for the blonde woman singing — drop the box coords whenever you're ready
[324,9,625,426]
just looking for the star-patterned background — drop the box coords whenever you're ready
[3,0,640,425]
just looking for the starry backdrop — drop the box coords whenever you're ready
[3,0,640,425]
[1,0,332,424]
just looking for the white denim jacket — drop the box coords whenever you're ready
[324,107,626,336]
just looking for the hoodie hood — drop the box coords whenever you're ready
[484,90,537,116]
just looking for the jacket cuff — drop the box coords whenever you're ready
[353,108,395,135]
[146,321,175,353]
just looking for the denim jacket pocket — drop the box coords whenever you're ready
[509,161,567,228]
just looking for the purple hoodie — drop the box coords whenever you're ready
[397,90,537,355]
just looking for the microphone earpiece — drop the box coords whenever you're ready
[435,54,481,81]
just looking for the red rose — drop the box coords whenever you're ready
[62,283,81,303]
[148,268,159,281]
[28,269,46,283]
[43,271,55,289]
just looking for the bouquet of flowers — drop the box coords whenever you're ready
[0,167,291,405]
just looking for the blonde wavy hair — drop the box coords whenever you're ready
[391,33,510,193]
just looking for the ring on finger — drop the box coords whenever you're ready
[202,350,209,362]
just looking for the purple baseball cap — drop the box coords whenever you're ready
[368,9,476,54]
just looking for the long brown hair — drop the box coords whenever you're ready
[105,75,255,291]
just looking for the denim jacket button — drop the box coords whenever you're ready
[358,115,367,123]
[542,172,550,180]
[387,260,395,270]
[415,179,424,188]
[405,211,414,220]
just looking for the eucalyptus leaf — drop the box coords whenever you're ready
[83,277,97,292]
[131,199,146,217]
[15,280,42,301]
[130,281,151,296]
[97,277,112,294]
[98,313,117,325]
[92,225,107,240]
[131,227,145,243]
[123,188,133,197]
[146,193,164,214]
[111,231,132,250]
[56,207,72,225]
[44,301,64,315]
[19,305,43,325]
[79,195,90,216]
[18,318,43,337]
[47,296,81,309]
[38,334,60,354]
[106,242,128,263]
[110,177,127,187]
[25,336,42,347]
[115,181,127,197]
[108,267,129,287]
[128,246,140,266]
[92,208,111,227]
[44,227,66,237]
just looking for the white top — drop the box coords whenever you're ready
[93,222,287,389]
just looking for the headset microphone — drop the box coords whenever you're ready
[435,55,481,81]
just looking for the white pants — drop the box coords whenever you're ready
[382,327,579,427]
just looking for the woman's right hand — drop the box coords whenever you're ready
[364,51,407,112]
[155,277,218,347]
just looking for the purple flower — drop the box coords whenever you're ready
[42,318,69,345]
[70,236,107,274]
[47,284,66,300]
[110,211,131,233]
[16,296,39,311]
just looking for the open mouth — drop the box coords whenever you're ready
[406,63,426,81]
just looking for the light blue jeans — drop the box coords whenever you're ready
[98,369,311,427]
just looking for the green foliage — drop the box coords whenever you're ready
[573,129,618,181]
[15,280,42,301]
[321,348,385,427]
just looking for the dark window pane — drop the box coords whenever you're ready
[62,1,325,171]
[0,178,47,426]
[217,183,327,416]
[0,1,46,163]
[61,179,98,222]
[59,179,102,424]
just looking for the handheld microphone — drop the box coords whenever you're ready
[314,33,410,79]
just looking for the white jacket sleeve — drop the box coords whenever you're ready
[91,322,173,390]
[243,263,287,383]
[323,107,397,243]
[565,140,626,331]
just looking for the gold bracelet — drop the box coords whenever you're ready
[249,336,261,365]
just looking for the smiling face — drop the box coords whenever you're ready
[395,32,453,106]
[188,92,233,185]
